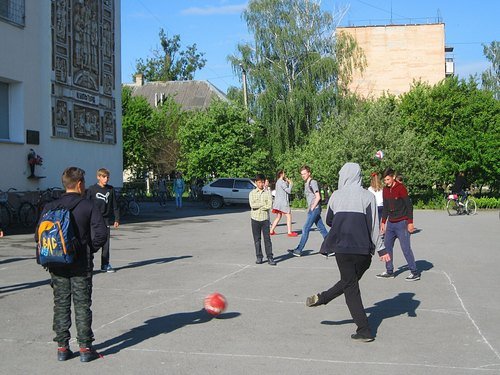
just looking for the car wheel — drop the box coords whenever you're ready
[209,196,223,209]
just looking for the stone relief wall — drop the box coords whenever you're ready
[51,0,116,144]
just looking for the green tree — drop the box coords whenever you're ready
[228,0,364,160]
[122,87,184,177]
[134,29,207,82]
[177,100,270,180]
[280,96,435,196]
[481,41,499,100]
[399,77,500,192]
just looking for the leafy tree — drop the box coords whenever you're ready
[228,0,364,160]
[134,29,207,82]
[177,100,270,180]
[481,41,499,100]
[399,77,500,192]
[122,87,184,177]
[280,96,435,196]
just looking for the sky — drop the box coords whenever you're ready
[121,0,499,93]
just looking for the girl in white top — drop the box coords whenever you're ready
[368,172,383,224]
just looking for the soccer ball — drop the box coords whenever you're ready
[375,150,384,160]
[204,292,227,316]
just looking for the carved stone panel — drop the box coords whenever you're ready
[73,105,101,142]
[51,0,116,144]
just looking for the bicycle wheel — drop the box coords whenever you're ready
[0,203,12,228]
[466,197,477,215]
[18,202,37,227]
[128,200,140,216]
[446,199,460,216]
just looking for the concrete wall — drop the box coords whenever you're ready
[0,0,122,193]
[338,23,446,98]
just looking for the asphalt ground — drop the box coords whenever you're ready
[1,201,499,375]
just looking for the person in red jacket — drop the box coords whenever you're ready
[376,168,420,281]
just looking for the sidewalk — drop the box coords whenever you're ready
[1,205,499,374]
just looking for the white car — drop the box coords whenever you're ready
[202,178,256,209]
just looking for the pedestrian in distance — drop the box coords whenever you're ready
[173,172,185,209]
[37,167,108,362]
[306,163,390,342]
[368,172,384,224]
[288,165,328,257]
[376,168,420,281]
[270,170,297,237]
[86,167,120,273]
[249,174,276,266]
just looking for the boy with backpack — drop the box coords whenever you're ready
[86,168,120,272]
[288,165,328,257]
[36,167,108,362]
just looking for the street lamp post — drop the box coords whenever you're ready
[239,64,248,111]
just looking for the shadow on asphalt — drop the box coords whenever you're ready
[2,201,250,236]
[0,256,36,265]
[95,309,241,355]
[114,255,193,271]
[320,292,421,337]
[0,278,50,295]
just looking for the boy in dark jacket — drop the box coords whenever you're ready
[306,163,390,342]
[86,168,120,272]
[377,167,420,281]
[37,167,108,362]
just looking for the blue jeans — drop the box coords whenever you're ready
[384,220,417,274]
[175,191,182,208]
[296,206,328,252]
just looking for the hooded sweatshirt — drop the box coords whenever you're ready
[323,163,386,256]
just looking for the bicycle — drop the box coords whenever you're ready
[0,188,37,228]
[446,191,477,216]
[117,190,140,217]
[31,187,65,224]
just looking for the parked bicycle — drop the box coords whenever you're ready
[117,190,140,217]
[446,191,477,216]
[0,188,37,228]
[32,187,64,224]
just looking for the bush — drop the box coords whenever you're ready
[474,196,500,209]
[290,198,307,209]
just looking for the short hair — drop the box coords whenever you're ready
[276,169,284,180]
[300,165,311,173]
[383,168,395,178]
[62,167,85,190]
[396,174,404,183]
[255,174,266,182]
[97,168,110,177]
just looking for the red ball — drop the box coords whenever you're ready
[204,292,227,316]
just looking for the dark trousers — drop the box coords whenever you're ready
[51,270,94,347]
[251,219,273,260]
[101,225,111,267]
[318,253,372,337]
[384,220,417,274]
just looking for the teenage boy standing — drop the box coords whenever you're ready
[87,168,120,272]
[377,168,420,281]
[289,165,328,257]
[37,167,108,361]
[249,174,276,266]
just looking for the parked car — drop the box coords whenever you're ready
[202,178,256,209]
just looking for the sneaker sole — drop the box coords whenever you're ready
[292,252,302,257]
[405,277,420,281]
[376,275,394,279]
[351,336,375,342]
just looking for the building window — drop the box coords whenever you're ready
[0,82,9,139]
[0,0,25,27]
